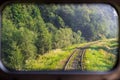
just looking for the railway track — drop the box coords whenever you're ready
[63,49,78,70]
[63,47,86,70]
[79,49,86,70]
[63,40,116,70]
[63,42,96,70]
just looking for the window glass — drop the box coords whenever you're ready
[1,3,119,71]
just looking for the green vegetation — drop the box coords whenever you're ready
[25,49,72,70]
[64,49,80,70]
[84,39,117,71]
[1,3,118,71]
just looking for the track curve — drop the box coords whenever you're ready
[63,47,86,70]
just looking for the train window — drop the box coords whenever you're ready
[1,3,119,72]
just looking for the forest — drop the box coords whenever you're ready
[1,3,118,71]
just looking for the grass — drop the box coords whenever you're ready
[24,42,88,70]
[25,49,73,70]
[25,38,118,71]
[64,49,80,70]
[83,39,117,71]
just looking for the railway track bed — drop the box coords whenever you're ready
[64,47,86,70]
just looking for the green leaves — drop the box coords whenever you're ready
[9,42,24,70]
[35,25,52,54]
[84,40,117,71]
[2,3,117,70]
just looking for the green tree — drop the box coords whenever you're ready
[46,23,57,49]
[54,28,73,48]
[9,42,24,70]
[17,27,37,60]
[35,26,52,54]
[1,19,25,70]
[72,30,82,44]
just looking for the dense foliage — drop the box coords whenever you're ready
[84,39,117,71]
[2,3,118,70]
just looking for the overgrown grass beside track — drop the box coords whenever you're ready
[25,39,118,71]
[83,39,117,71]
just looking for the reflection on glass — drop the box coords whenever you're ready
[1,3,118,71]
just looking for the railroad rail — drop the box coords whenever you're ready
[63,47,86,70]
[63,49,78,70]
